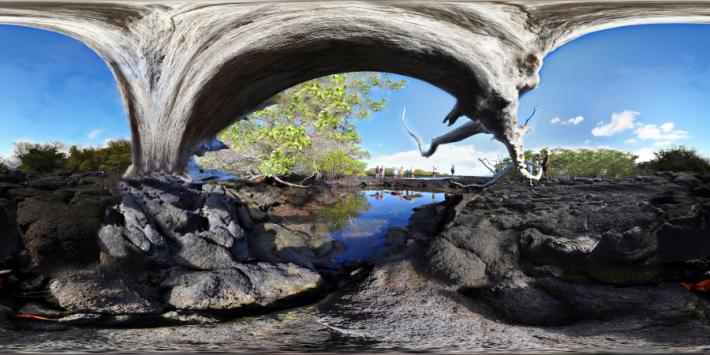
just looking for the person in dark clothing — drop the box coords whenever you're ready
[541,149,550,181]
[451,165,455,176]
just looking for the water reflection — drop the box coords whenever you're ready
[315,189,446,265]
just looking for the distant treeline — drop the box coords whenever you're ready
[364,167,450,177]
[2,142,709,178]
[512,146,710,178]
[1,140,131,174]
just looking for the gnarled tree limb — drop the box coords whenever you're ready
[402,107,489,157]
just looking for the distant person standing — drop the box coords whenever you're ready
[541,149,550,182]
[525,159,534,186]
[451,165,455,176]
[400,166,405,179]
[374,165,380,179]
[393,167,399,180]
[432,166,437,178]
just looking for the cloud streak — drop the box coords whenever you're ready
[550,115,584,125]
[591,110,638,137]
[368,144,506,176]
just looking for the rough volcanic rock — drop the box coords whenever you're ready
[519,227,597,265]
[249,222,336,269]
[657,205,710,262]
[49,267,162,315]
[0,198,23,269]
[27,176,67,191]
[162,263,322,310]
[9,174,120,271]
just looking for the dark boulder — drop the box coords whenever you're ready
[49,267,162,314]
[162,263,322,310]
[657,205,710,262]
[0,199,23,269]
[27,176,67,191]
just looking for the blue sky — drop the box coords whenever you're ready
[1,23,709,175]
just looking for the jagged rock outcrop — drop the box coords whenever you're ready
[412,172,710,326]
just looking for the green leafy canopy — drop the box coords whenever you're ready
[216,72,406,177]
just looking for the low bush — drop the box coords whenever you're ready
[65,140,131,173]
[15,142,66,174]
[0,160,10,174]
[638,146,710,173]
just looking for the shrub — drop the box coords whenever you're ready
[638,146,710,173]
[65,140,132,173]
[0,160,10,174]
[14,142,66,174]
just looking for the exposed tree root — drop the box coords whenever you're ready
[272,175,309,188]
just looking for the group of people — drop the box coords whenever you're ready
[373,164,456,179]
[432,165,455,177]
[523,148,550,186]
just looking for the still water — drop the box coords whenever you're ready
[315,189,446,265]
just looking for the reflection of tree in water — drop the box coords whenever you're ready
[315,192,371,232]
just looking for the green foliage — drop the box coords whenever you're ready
[65,140,132,173]
[0,160,10,174]
[315,192,370,232]
[317,150,368,178]
[545,148,638,178]
[217,72,405,177]
[638,146,710,173]
[14,142,66,174]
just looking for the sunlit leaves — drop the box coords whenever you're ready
[218,72,406,176]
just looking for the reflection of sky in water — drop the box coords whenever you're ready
[322,190,446,265]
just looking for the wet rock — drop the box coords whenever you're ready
[162,263,322,310]
[49,268,162,315]
[384,227,408,248]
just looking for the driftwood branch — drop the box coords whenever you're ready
[523,106,537,127]
[449,163,514,190]
[272,175,309,188]
[402,107,490,157]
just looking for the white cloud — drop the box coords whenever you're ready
[660,122,674,132]
[584,139,592,145]
[87,129,102,140]
[653,140,672,147]
[550,115,584,126]
[634,147,656,163]
[624,138,638,145]
[634,122,688,141]
[591,110,639,137]
[368,144,506,176]
[565,116,584,125]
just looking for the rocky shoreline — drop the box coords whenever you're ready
[2,171,710,352]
